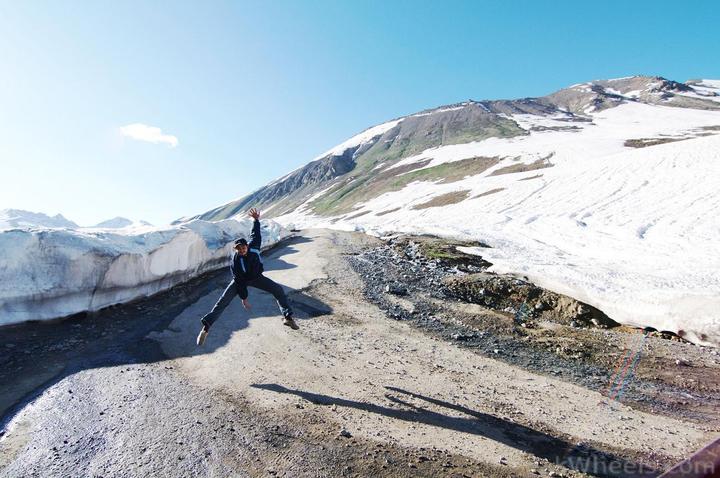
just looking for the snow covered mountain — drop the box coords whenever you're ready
[187,76,720,222]
[185,76,720,346]
[92,217,154,229]
[92,217,134,228]
[0,210,154,231]
[0,209,79,230]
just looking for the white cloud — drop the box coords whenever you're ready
[120,123,178,148]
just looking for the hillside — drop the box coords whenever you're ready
[185,76,720,222]
[183,76,720,345]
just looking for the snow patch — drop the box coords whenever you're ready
[695,79,720,89]
[312,119,403,161]
[411,104,467,117]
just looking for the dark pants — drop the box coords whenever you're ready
[201,275,293,328]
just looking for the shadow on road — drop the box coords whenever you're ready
[0,235,331,424]
[261,258,297,271]
[251,383,658,478]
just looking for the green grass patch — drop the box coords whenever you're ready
[489,156,554,176]
[411,190,471,210]
[311,111,526,215]
[624,137,688,148]
[311,157,499,215]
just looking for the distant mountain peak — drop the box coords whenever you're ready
[544,75,710,114]
[0,209,79,230]
[92,217,154,229]
[93,217,134,228]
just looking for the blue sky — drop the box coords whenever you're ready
[1,0,718,226]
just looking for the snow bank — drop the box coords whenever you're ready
[0,219,290,325]
[275,100,720,346]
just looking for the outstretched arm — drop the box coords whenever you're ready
[248,208,261,249]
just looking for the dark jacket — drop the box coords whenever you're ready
[230,219,264,299]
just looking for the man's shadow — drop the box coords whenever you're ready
[0,235,331,423]
[251,383,657,478]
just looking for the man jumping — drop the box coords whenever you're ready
[196,207,298,346]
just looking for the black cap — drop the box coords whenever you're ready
[234,238,248,246]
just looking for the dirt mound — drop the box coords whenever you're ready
[443,272,619,329]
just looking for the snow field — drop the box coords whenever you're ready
[275,101,720,346]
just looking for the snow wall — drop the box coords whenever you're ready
[0,218,290,326]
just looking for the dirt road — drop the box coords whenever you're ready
[1,229,717,477]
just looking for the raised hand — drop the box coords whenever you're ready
[248,208,260,220]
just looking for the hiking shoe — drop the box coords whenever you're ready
[196,325,209,346]
[283,316,299,330]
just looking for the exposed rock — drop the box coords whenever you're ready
[188,150,359,222]
[442,273,618,329]
[384,284,408,296]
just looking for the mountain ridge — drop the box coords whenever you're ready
[0,209,154,230]
[182,75,720,223]
[0,209,79,230]
[175,74,720,346]
[92,217,154,229]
